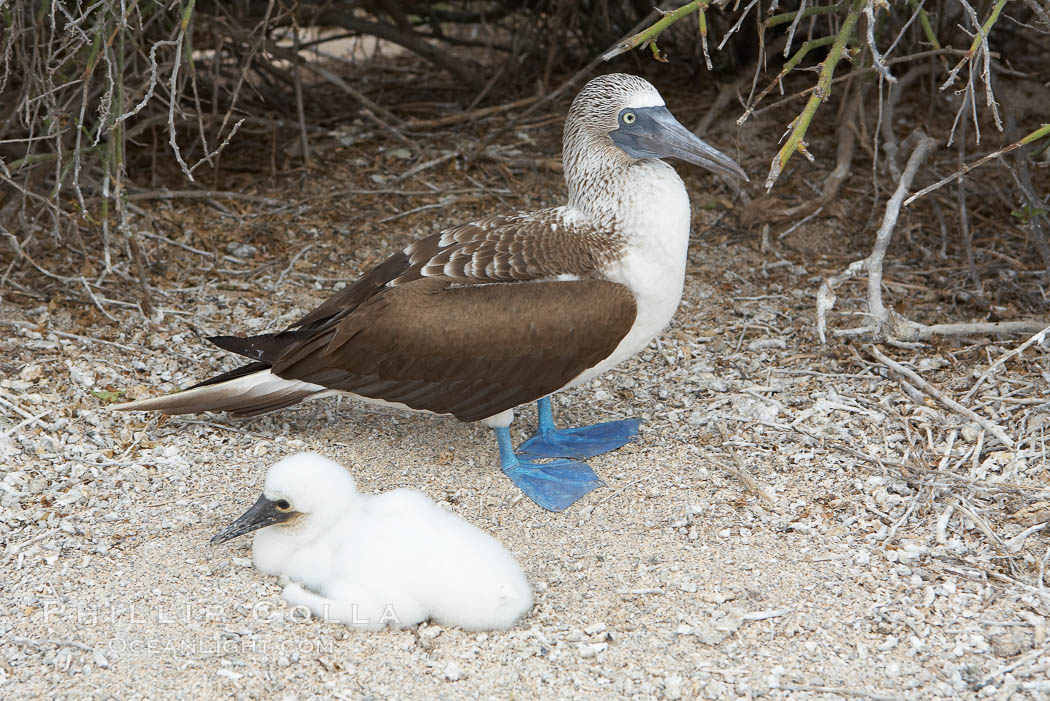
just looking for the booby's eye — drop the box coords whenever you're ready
[275,499,292,511]
[621,111,637,125]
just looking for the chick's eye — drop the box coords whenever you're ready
[275,499,291,511]
[622,111,636,125]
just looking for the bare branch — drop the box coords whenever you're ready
[863,1,896,83]
[817,131,937,343]
[905,123,1050,206]
[166,1,196,181]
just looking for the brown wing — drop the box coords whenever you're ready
[286,209,624,333]
[270,278,637,422]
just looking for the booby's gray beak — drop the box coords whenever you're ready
[611,106,749,182]
[210,494,298,544]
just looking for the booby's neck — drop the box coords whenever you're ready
[562,130,688,236]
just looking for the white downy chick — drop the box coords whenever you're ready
[211,452,532,631]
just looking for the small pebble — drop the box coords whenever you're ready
[225,242,258,258]
[877,636,898,651]
[663,674,684,700]
[747,338,787,351]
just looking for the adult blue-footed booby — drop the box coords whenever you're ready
[114,73,748,512]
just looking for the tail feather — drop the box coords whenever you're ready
[111,369,325,416]
[186,361,270,390]
[208,331,310,363]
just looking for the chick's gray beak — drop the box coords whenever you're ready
[210,494,297,544]
[611,105,748,182]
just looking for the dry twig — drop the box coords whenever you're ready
[867,344,1014,449]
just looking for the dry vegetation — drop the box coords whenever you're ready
[2,1,1050,698]
[1,1,1047,319]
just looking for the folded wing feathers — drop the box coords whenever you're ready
[113,211,630,421]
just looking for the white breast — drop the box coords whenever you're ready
[567,159,691,388]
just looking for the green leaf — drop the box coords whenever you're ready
[1011,207,1049,224]
[92,390,126,403]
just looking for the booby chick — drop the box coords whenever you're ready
[211,452,533,631]
[114,73,748,512]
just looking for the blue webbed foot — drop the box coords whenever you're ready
[494,426,604,512]
[518,418,640,459]
[518,396,639,459]
[501,456,605,512]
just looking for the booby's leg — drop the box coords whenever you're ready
[494,426,604,512]
[518,396,640,460]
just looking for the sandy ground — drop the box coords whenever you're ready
[3,82,1050,699]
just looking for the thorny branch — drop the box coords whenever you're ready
[763,0,865,191]
[602,1,715,61]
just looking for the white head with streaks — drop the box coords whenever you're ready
[561,73,747,222]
